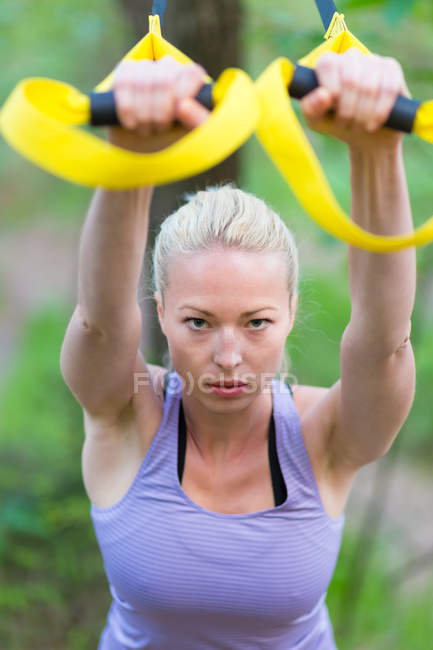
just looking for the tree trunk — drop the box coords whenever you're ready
[118,0,243,365]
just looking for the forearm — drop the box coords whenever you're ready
[346,142,416,356]
[78,185,154,333]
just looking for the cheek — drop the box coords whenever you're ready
[166,326,206,366]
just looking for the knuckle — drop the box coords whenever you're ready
[385,56,401,71]
[154,102,172,121]
[114,89,132,108]
[342,74,357,90]
[159,55,176,65]
[188,63,205,79]
[153,76,171,90]
[317,52,336,70]
[347,47,361,58]
[361,83,376,96]
[158,56,182,75]
[113,70,133,88]
[118,104,133,118]
[382,83,397,95]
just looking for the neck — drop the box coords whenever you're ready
[181,387,273,466]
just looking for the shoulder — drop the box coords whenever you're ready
[290,383,332,420]
[145,363,170,403]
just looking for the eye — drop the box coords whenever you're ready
[247,318,272,330]
[184,317,209,331]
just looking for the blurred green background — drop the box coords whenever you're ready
[0,0,432,648]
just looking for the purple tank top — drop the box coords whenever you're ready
[90,370,345,649]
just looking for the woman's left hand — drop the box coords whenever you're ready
[300,48,410,151]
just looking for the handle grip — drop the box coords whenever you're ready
[89,83,214,127]
[289,64,421,133]
[89,65,421,134]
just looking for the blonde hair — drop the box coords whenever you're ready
[151,184,299,380]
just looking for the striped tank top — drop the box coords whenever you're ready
[91,370,345,649]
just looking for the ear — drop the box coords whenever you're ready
[154,292,166,334]
[288,293,298,333]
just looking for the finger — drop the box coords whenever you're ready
[149,64,179,133]
[352,58,382,131]
[176,97,210,129]
[368,59,402,131]
[315,51,342,101]
[300,87,334,121]
[336,49,364,127]
[133,61,157,136]
[113,64,140,130]
[175,63,208,102]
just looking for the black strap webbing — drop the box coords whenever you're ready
[314,0,339,30]
[152,0,167,28]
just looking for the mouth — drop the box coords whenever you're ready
[209,380,247,388]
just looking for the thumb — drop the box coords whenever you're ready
[300,87,334,121]
[176,97,210,130]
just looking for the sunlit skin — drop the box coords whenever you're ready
[155,246,296,467]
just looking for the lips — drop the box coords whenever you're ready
[210,380,246,387]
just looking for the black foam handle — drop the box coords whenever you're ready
[89,83,214,127]
[289,64,421,134]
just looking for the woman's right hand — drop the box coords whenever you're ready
[108,55,210,153]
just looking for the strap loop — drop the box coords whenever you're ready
[0,19,258,188]
[324,12,348,39]
[255,35,433,252]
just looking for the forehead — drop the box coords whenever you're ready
[165,248,288,308]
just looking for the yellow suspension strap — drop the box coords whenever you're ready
[255,3,433,252]
[0,10,258,189]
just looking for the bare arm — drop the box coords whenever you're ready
[336,142,416,466]
[60,186,153,418]
[60,56,209,419]
[300,49,416,469]
[77,186,153,332]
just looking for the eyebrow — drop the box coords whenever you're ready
[178,305,278,317]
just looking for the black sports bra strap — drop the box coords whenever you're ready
[177,398,287,507]
[268,410,287,506]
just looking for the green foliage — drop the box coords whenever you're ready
[342,0,419,26]
[328,529,433,648]
[402,327,433,464]
[288,269,350,386]
[0,303,108,646]
[0,272,6,316]
[0,0,129,227]
[0,0,129,102]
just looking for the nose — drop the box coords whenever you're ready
[213,329,242,369]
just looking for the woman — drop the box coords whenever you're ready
[60,50,416,649]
